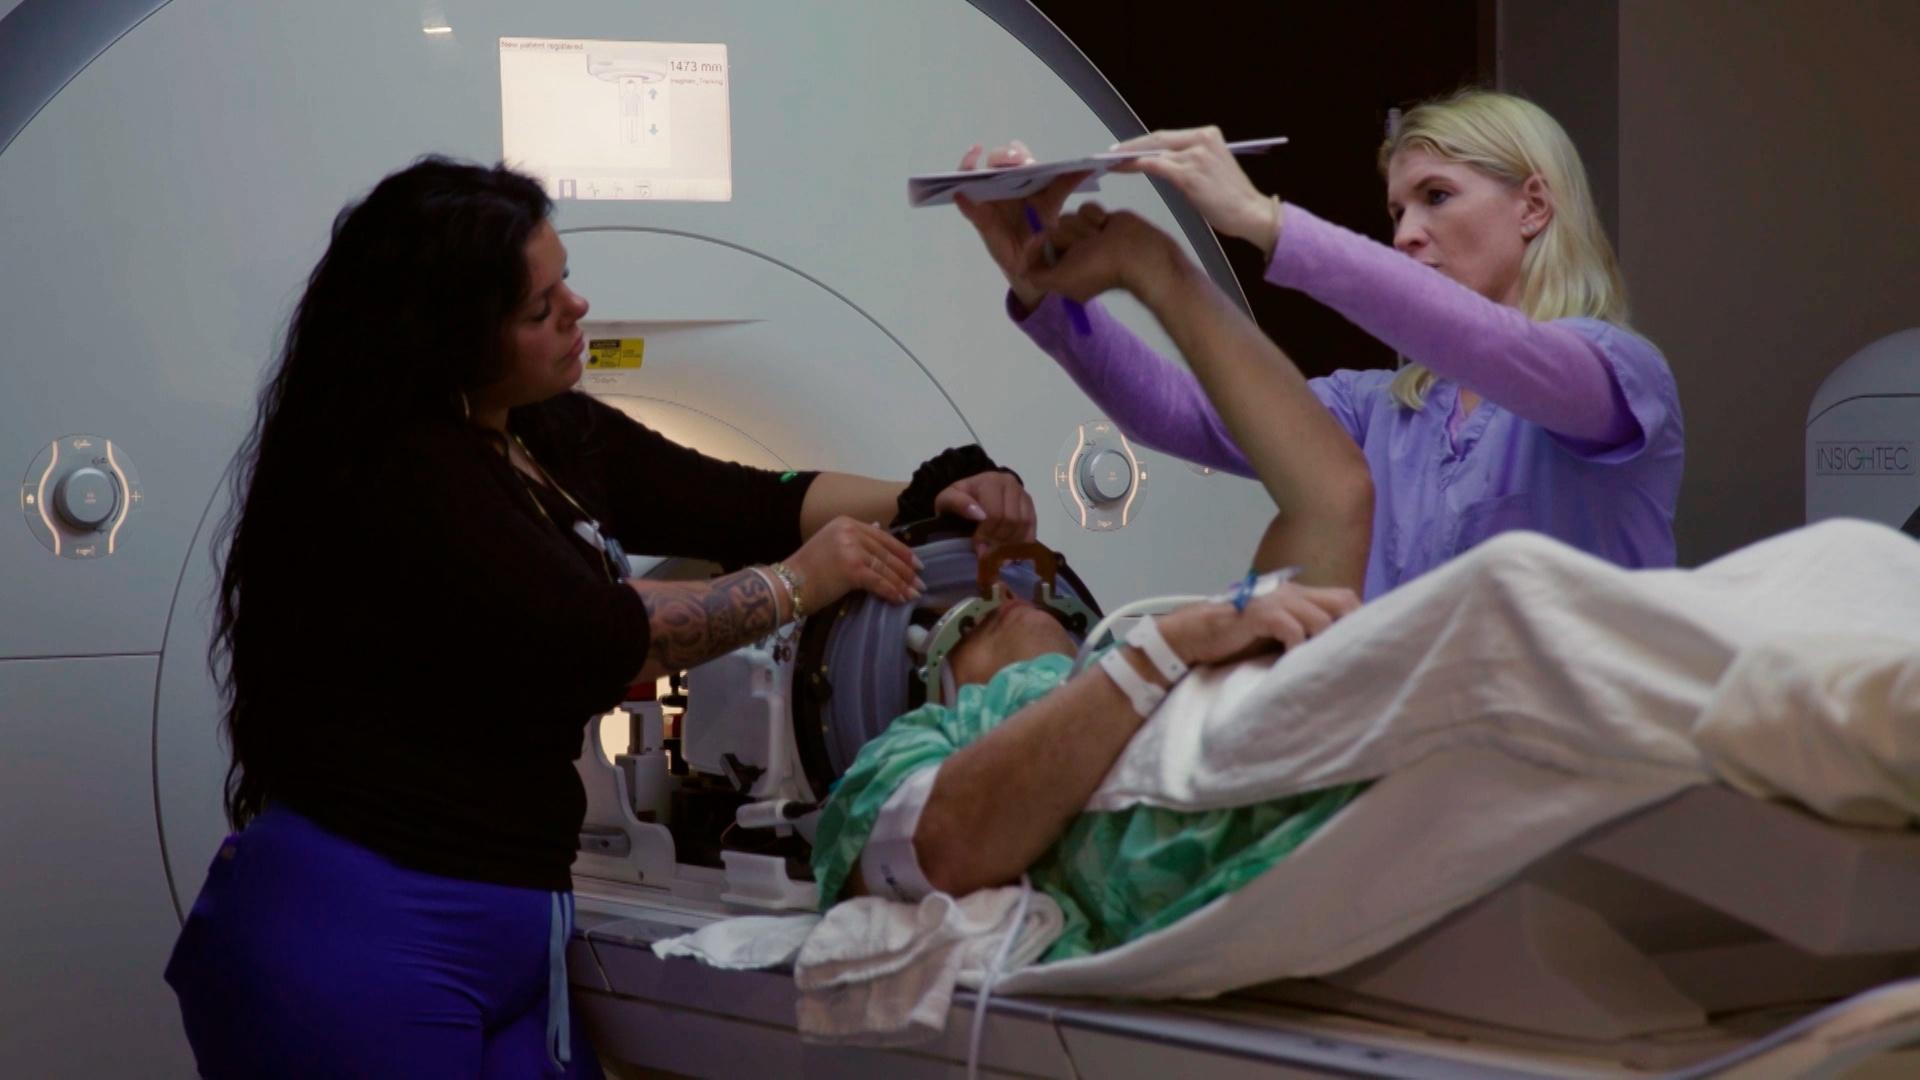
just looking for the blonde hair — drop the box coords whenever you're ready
[1379,89,1628,410]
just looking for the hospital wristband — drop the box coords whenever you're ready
[860,766,941,902]
[1123,616,1188,685]
[1099,647,1168,718]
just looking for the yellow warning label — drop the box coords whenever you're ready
[586,337,645,370]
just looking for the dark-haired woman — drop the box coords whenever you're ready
[162,158,1035,1078]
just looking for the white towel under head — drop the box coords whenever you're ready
[792,886,1064,1045]
[651,912,820,970]
[649,886,1064,1045]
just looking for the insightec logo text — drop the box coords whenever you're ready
[1814,442,1915,476]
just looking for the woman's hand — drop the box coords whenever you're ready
[933,470,1037,558]
[952,141,1089,310]
[784,517,925,609]
[1020,203,1185,304]
[1156,581,1361,669]
[1110,127,1280,258]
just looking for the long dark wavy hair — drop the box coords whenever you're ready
[211,157,553,829]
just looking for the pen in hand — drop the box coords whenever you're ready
[1022,202,1092,336]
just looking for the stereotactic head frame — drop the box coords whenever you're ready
[791,537,1101,796]
[908,541,1098,707]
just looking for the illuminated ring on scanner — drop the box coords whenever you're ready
[790,535,1102,799]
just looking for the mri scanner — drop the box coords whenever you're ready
[2,2,1917,1076]
[1807,328,1920,538]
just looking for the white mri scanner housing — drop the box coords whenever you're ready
[0,0,1266,1074]
[5,2,1919,1077]
[1807,327,1920,535]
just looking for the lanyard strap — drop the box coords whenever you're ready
[546,890,575,1073]
[508,434,625,583]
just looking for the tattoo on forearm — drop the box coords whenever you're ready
[641,570,781,670]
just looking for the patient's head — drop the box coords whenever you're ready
[945,598,1080,689]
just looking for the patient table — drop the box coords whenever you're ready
[570,745,1920,1077]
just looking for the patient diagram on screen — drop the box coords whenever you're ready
[587,55,667,147]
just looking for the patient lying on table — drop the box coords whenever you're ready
[811,204,1381,961]
[813,572,1368,961]
[811,515,1920,970]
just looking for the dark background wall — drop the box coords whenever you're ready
[1496,0,1618,245]
[1483,0,1920,563]
[1617,0,1920,564]
[1029,0,1492,379]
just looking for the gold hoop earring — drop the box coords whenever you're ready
[458,391,472,421]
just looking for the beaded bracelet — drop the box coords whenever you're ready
[747,566,788,622]
[768,561,807,620]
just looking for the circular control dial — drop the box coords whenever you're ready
[55,466,119,529]
[20,435,143,559]
[1079,449,1133,503]
[1053,420,1147,532]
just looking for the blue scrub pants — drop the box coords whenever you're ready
[164,805,603,1079]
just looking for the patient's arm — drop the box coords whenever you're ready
[910,583,1361,897]
[912,647,1161,896]
[1024,207,1372,592]
[1251,511,1335,577]
[1141,249,1373,589]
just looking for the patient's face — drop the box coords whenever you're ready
[946,599,1079,688]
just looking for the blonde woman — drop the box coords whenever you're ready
[956,90,1682,597]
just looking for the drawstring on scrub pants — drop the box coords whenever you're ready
[547,892,575,1073]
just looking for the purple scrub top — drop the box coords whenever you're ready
[1314,317,1682,598]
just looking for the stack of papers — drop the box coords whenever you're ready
[907,151,1152,208]
[907,137,1288,208]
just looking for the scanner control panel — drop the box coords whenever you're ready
[20,435,143,559]
[1055,420,1147,531]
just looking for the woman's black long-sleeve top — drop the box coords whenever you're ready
[265,391,818,890]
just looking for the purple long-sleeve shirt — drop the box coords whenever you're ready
[1015,203,1683,598]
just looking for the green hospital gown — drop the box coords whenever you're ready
[810,653,1366,962]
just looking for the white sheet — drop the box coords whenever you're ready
[1696,633,1920,827]
[992,520,1920,999]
